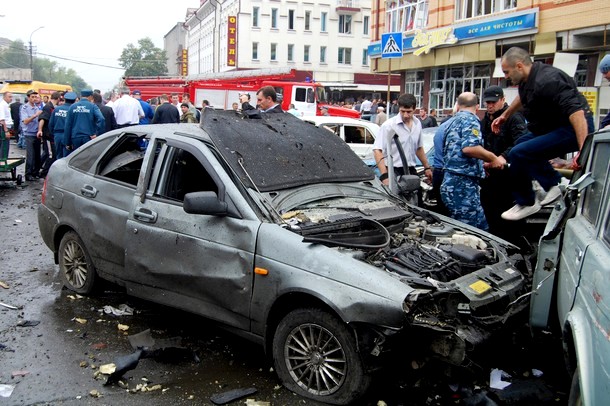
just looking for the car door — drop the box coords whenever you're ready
[123,134,260,331]
[556,135,610,405]
[69,133,143,277]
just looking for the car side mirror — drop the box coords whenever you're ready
[183,191,228,216]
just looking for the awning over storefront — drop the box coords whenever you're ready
[375,41,496,73]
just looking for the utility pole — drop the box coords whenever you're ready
[29,26,44,80]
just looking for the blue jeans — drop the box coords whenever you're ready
[508,115,594,206]
[508,127,577,206]
[25,135,41,177]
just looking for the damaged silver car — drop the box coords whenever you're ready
[38,110,531,405]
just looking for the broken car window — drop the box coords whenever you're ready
[97,134,148,186]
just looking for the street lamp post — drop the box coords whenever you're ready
[29,26,44,79]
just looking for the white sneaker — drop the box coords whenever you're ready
[501,202,541,221]
[538,185,561,206]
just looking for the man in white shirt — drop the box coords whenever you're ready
[0,91,14,156]
[373,93,432,185]
[112,88,144,127]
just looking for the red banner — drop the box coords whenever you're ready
[227,16,237,66]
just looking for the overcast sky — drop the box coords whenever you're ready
[0,1,196,91]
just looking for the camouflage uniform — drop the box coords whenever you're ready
[440,111,488,230]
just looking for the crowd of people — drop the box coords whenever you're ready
[1,49,609,245]
[0,85,285,182]
[373,48,609,246]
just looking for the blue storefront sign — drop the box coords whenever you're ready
[369,9,538,58]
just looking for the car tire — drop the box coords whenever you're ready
[58,231,97,294]
[568,367,582,406]
[272,308,371,405]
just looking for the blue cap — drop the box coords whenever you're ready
[600,54,610,74]
[63,92,77,101]
[81,89,93,97]
[132,89,141,95]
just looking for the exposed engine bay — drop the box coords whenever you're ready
[282,196,531,361]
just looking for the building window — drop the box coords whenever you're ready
[386,0,429,32]
[252,42,259,60]
[362,49,369,66]
[338,47,352,65]
[455,0,517,20]
[363,16,369,35]
[320,46,327,63]
[429,65,491,111]
[271,43,277,61]
[339,15,352,34]
[288,9,295,30]
[304,45,310,62]
[405,71,425,108]
[288,44,294,62]
[305,11,311,31]
[321,12,327,32]
[271,8,278,29]
[252,7,259,27]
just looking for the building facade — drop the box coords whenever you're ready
[368,0,610,125]
[183,0,400,101]
[164,22,189,76]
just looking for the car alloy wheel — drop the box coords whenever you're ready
[273,308,370,405]
[284,322,347,396]
[58,231,96,294]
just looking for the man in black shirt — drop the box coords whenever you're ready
[492,47,593,221]
[480,85,528,243]
[152,94,180,124]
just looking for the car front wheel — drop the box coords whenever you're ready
[58,231,96,294]
[272,308,371,405]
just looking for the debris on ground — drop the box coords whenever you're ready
[0,280,9,289]
[102,349,143,385]
[89,389,102,398]
[0,301,18,310]
[16,320,40,327]
[245,399,270,406]
[0,384,15,398]
[117,323,129,332]
[490,368,512,390]
[491,379,555,404]
[91,342,107,350]
[11,370,29,378]
[128,329,198,362]
[210,387,258,405]
[101,304,134,316]
[0,343,14,352]
[73,318,87,324]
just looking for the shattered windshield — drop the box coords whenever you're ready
[201,110,375,192]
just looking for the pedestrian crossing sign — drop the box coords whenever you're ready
[381,32,403,59]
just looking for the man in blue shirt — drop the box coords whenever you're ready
[49,92,77,159]
[133,90,154,124]
[64,89,105,155]
[20,90,43,181]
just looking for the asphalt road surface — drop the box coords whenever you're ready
[1,144,570,406]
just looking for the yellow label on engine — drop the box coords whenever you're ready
[469,280,491,294]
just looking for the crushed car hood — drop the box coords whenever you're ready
[201,109,375,192]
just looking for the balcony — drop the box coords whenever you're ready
[336,0,360,13]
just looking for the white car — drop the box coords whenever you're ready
[300,116,379,160]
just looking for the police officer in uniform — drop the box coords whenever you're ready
[64,89,105,155]
[49,92,77,159]
[480,86,528,243]
[441,92,504,230]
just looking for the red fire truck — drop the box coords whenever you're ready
[123,68,359,118]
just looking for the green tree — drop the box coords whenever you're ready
[0,40,90,91]
[119,37,167,77]
[0,39,30,69]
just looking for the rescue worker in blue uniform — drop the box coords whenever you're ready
[49,92,77,159]
[441,92,504,230]
[64,89,105,155]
